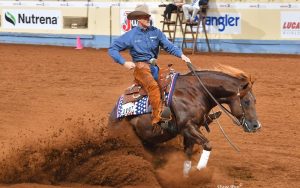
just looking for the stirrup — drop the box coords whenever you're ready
[159,106,172,129]
[156,119,169,129]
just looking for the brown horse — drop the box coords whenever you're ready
[109,65,261,174]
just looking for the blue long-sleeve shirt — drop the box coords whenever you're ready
[108,26,182,65]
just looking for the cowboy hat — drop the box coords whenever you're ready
[127,4,151,20]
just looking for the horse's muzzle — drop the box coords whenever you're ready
[242,119,262,132]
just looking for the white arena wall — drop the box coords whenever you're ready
[0,0,299,54]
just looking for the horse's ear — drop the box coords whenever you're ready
[242,83,250,90]
[240,83,251,96]
[242,75,256,91]
[249,75,256,85]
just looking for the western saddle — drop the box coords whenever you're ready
[123,64,175,104]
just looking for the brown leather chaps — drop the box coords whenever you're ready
[133,62,163,125]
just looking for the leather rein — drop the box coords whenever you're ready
[186,62,246,126]
[186,61,251,152]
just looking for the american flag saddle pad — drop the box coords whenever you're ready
[115,73,179,118]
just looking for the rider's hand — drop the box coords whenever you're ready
[181,54,190,63]
[123,61,136,70]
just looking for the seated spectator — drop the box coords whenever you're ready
[163,0,185,22]
[182,0,200,23]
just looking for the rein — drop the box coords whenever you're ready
[186,62,242,125]
[186,62,242,152]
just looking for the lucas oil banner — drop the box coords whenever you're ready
[281,11,300,39]
[2,9,62,30]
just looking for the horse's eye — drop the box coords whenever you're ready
[243,100,250,106]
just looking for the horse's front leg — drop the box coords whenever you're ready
[188,123,212,151]
[186,122,212,170]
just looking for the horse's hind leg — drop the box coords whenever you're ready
[182,131,195,176]
[107,118,143,147]
[183,130,195,160]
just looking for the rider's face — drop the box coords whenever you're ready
[138,15,151,28]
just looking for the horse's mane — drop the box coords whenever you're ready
[186,65,253,83]
[212,65,251,82]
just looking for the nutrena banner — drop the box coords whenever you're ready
[2,9,61,29]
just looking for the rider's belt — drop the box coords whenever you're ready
[136,62,151,69]
[136,58,157,67]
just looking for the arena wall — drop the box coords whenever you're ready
[0,0,299,54]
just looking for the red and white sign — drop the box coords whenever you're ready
[120,9,155,34]
[281,11,300,38]
[120,9,138,34]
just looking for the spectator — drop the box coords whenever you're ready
[182,0,200,23]
[163,0,185,22]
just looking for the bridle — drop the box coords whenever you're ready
[186,62,249,127]
[223,88,254,132]
[186,61,254,152]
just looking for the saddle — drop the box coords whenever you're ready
[123,64,175,104]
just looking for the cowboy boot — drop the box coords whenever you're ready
[152,106,172,134]
[155,106,172,129]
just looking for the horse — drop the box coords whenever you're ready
[109,65,261,175]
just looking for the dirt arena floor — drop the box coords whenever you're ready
[0,44,299,188]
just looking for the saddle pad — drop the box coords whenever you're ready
[115,73,179,118]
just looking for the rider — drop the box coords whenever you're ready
[108,4,190,129]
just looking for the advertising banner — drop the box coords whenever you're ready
[120,9,138,34]
[281,11,300,39]
[2,9,62,30]
[193,13,241,35]
[203,13,241,34]
[120,8,155,34]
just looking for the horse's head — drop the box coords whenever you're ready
[228,82,261,132]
